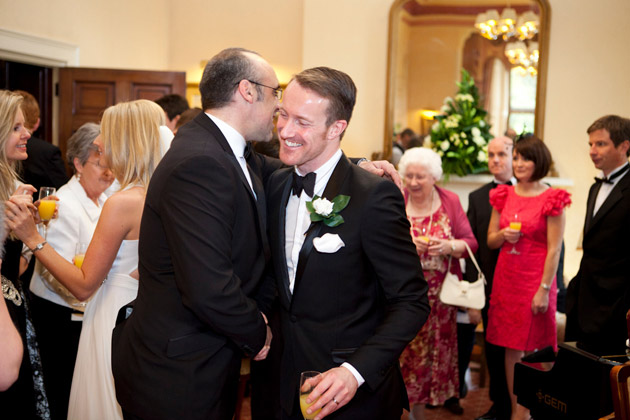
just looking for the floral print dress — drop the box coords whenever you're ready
[400,205,459,406]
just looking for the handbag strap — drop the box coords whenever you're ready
[462,242,486,284]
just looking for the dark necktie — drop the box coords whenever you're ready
[243,142,253,162]
[594,163,629,184]
[292,172,316,197]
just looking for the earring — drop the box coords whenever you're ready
[77,172,81,181]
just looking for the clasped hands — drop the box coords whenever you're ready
[411,234,453,256]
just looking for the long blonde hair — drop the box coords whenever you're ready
[0,91,25,202]
[100,100,165,190]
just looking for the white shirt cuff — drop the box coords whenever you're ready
[341,362,365,387]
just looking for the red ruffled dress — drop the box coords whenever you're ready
[486,185,571,352]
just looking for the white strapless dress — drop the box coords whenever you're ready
[68,240,139,420]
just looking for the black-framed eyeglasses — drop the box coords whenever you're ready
[240,79,283,100]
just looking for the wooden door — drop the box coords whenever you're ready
[58,68,186,162]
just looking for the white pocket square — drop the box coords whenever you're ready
[313,233,345,253]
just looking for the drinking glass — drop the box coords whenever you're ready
[508,213,521,255]
[38,187,56,239]
[299,371,322,420]
[74,242,88,268]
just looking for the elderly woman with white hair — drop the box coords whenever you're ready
[398,147,478,420]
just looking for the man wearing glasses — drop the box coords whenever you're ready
[112,48,280,420]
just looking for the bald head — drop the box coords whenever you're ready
[487,136,514,182]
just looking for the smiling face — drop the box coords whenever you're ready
[403,162,436,202]
[277,81,345,173]
[512,152,535,183]
[5,108,30,162]
[589,128,630,176]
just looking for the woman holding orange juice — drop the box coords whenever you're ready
[25,122,113,420]
[6,99,164,420]
[486,135,570,420]
[398,147,478,420]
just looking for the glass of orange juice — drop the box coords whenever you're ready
[74,242,88,268]
[299,371,322,420]
[508,213,521,255]
[38,187,56,239]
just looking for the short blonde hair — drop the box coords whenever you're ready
[100,100,165,190]
[398,147,443,181]
[0,90,25,201]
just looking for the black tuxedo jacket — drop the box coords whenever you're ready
[112,113,281,420]
[566,170,630,352]
[265,154,430,418]
[465,182,500,293]
[22,136,68,193]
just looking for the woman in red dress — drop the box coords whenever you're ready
[486,135,570,420]
[398,147,478,420]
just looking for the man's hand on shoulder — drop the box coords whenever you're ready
[358,159,403,190]
[303,366,358,419]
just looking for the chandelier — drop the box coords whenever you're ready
[474,8,539,41]
[474,8,539,76]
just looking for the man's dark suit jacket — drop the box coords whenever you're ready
[112,113,281,420]
[22,136,69,193]
[566,170,630,353]
[265,154,430,419]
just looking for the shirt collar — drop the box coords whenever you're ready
[205,112,247,158]
[295,148,342,197]
[600,162,630,180]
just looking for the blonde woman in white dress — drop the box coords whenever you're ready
[6,99,165,420]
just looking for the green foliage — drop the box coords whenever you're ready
[427,69,493,177]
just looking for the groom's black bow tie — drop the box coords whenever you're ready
[292,172,316,197]
[594,164,629,184]
[243,142,253,161]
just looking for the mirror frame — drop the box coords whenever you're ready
[383,0,551,159]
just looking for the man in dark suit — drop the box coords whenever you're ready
[566,115,630,354]
[465,136,514,420]
[15,90,68,194]
[112,48,278,420]
[264,67,430,420]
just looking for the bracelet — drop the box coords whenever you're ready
[450,241,456,254]
[29,241,47,253]
[540,283,551,290]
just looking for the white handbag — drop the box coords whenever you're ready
[438,242,486,310]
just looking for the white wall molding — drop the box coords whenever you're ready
[0,28,79,67]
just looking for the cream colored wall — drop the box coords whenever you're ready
[302,0,391,158]
[168,0,304,86]
[0,0,170,69]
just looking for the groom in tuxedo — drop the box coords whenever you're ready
[264,67,430,419]
[566,115,630,354]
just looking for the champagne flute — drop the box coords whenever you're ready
[38,187,56,239]
[74,242,88,268]
[508,213,521,255]
[299,371,322,420]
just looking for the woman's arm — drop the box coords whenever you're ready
[487,208,505,249]
[6,193,131,301]
[531,212,565,314]
[0,296,22,391]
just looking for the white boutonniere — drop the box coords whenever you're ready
[306,195,350,227]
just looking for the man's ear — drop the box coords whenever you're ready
[619,139,630,156]
[236,79,255,104]
[327,120,348,140]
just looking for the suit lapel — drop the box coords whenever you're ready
[584,182,600,234]
[276,174,294,304]
[292,155,351,299]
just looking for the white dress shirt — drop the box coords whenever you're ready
[594,162,629,215]
[284,148,365,387]
[29,176,108,310]
[206,113,255,197]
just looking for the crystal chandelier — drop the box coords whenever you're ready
[474,8,539,76]
[474,8,539,41]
